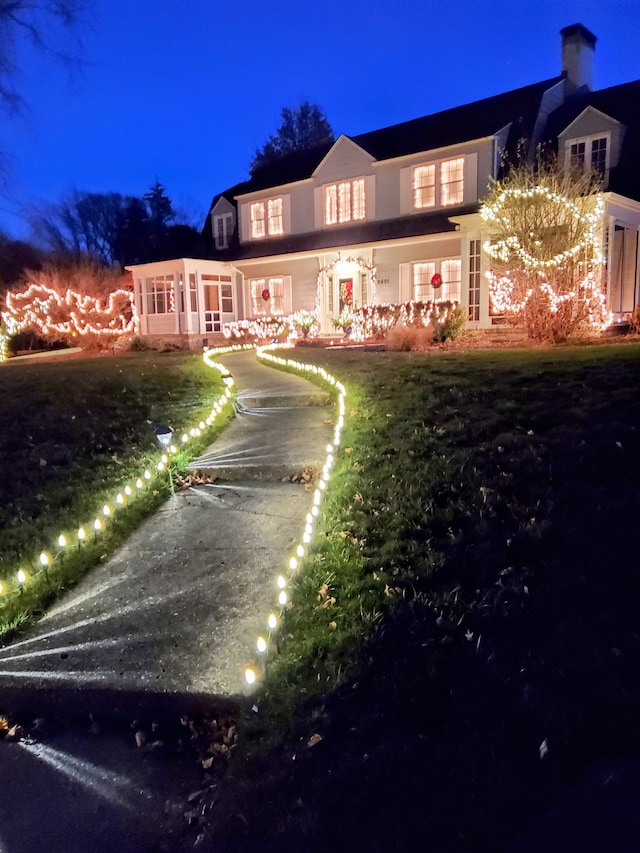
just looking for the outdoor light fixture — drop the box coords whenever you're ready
[154,425,173,448]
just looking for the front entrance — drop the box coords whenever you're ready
[203,284,221,332]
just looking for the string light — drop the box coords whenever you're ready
[1,282,139,355]
[0,343,238,609]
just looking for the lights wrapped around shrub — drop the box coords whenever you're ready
[2,283,139,347]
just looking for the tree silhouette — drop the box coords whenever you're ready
[251,101,334,173]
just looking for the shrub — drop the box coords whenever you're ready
[385,325,433,351]
[431,304,468,343]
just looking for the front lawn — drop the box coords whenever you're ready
[221,340,640,852]
[0,351,232,637]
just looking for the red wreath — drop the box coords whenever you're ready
[261,288,270,301]
[431,273,443,289]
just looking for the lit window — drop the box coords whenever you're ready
[214,213,234,249]
[250,197,284,239]
[267,198,283,235]
[413,259,461,302]
[250,203,266,239]
[441,158,464,206]
[413,164,436,209]
[145,275,175,314]
[325,179,366,225]
[250,277,285,316]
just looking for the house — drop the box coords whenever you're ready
[128,23,640,346]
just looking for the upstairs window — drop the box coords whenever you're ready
[213,213,234,249]
[325,179,366,225]
[567,134,609,181]
[413,164,436,209]
[250,197,284,239]
[411,157,465,210]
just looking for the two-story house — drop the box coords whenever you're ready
[128,24,640,346]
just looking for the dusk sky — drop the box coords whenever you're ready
[2,0,640,241]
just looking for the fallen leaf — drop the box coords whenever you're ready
[307,733,323,748]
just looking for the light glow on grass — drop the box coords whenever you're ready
[0,346,238,616]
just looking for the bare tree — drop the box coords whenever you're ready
[0,0,84,114]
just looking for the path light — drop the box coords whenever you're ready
[17,569,26,585]
[256,636,267,654]
[77,527,86,542]
[154,425,173,448]
[57,534,67,548]
[39,552,50,568]
[267,613,277,631]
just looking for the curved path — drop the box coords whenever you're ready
[0,349,333,853]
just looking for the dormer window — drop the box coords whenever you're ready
[566,134,609,181]
[324,179,366,225]
[213,213,234,249]
[250,196,284,239]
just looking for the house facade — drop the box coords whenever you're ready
[128,24,640,346]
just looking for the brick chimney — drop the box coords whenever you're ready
[561,23,597,94]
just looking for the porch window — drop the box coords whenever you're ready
[188,274,197,312]
[413,259,461,302]
[250,196,284,239]
[324,178,366,224]
[250,277,285,316]
[441,158,464,206]
[145,275,175,314]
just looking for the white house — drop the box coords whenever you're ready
[128,23,640,347]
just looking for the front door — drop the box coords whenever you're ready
[339,278,354,312]
[203,284,221,332]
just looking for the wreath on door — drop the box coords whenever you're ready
[261,288,270,301]
[431,273,443,289]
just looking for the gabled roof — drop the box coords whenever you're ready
[352,77,563,161]
[208,75,563,211]
[545,79,640,200]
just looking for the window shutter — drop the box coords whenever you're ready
[240,203,250,242]
[365,175,376,220]
[283,275,293,314]
[314,187,324,227]
[464,153,478,204]
[399,263,411,303]
[283,195,291,234]
[400,167,412,213]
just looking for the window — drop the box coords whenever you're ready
[325,179,366,224]
[566,135,609,180]
[413,164,436,209]
[267,198,283,235]
[145,275,174,314]
[250,197,284,239]
[188,274,197,312]
[201,274,234,313]
[213,213,234,249]
[468,239,481,322]
[413,259,461,302]
[411,157,465,210]
[441,158,464,206]
[250,277,285,316]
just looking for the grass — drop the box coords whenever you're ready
[0,350,233,638]
[220,339,640,852]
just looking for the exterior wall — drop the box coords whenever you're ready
[236,256,319,315]
[313,136,374,183]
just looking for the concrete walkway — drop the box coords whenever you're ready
[0,349,333,853]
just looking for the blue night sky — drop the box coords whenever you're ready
[1,0,640,240]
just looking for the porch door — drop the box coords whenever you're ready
[203,284,221,332]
